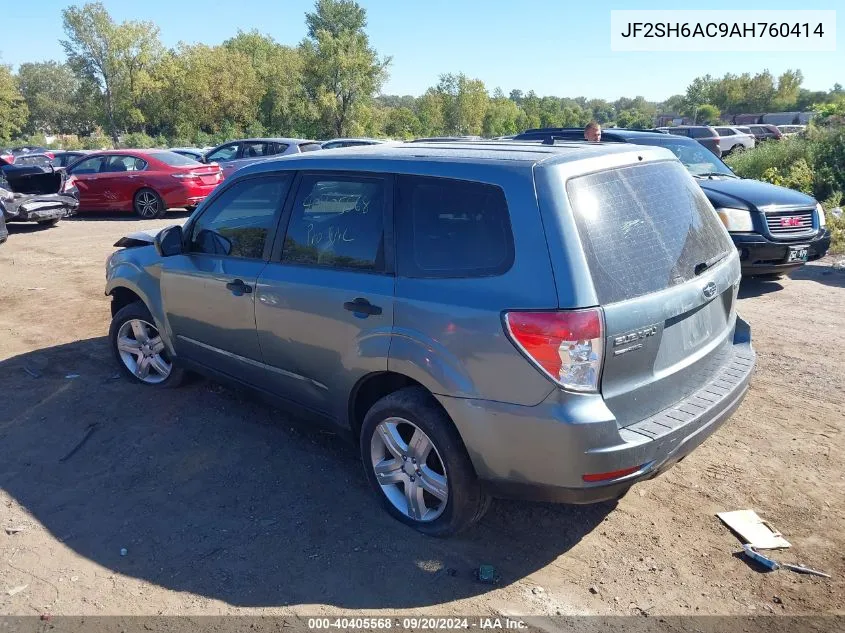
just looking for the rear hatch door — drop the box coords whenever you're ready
[565,159,741,427]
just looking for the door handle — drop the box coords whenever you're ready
[343,298,382,316]
[225,279,252,295]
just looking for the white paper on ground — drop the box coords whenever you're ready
[717,509,791,549]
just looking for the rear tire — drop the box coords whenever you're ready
[730,144,745,154]
[133,188,166,219]
[37,218,60,227]
[360,386,490,537]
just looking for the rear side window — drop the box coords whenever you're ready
[282,175,386,271]
[395,175,514,278]
[298,143,322,152]
[715,127,734,136]
[567,161,733,305]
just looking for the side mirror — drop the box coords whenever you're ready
[155,225,184,257]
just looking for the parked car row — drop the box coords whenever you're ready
[3,130,831,283]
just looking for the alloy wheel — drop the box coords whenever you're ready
[136,191,160,218]
[370,417,449,522]
[115,318,172,384]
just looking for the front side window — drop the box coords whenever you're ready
[68,156,105,174]
[298,143,322,153]
[282,175,386,271]
[206,143,239,163]
[242,142,272,158]
[189,176,290,259]
[395,175,514,278]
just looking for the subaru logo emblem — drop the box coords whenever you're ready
[702,281,718,299]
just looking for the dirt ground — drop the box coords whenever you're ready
[1,215,843,620]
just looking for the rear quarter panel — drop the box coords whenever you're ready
[389,162,559,406]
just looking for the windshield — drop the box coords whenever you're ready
[628,137,736,178]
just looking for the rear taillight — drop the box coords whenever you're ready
[172,172,200,179]
[503,308,604,392]
[62,175,78,193]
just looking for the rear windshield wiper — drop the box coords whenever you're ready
[694,251,729,276]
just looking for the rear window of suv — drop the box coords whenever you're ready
[396,175,514,278]
[566,160,733,304]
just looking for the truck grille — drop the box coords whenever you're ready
[765,208,815,237]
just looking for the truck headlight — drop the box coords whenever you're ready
[816,202,827,228]
[716,207,754,232]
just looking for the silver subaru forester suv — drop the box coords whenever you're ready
[105,141,755,535]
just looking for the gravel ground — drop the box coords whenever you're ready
[1,216,843,620]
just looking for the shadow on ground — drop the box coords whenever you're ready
[5,222,57,234]
[738,277,784,299]
[788,260,845,289]
[0,338,611,609]
[67,209,191,222]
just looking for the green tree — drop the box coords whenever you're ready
[436,73,489,135]
[61,2,163,141]
[224,30,310,135]
[587,98,615,124]
[615,109,653,129]
[17,62,79,134]
[384,106,420,138]
[155,44,261,138]
[693,103,720,124]
[415,89,445,136]
[772,69,803,111]
[0,64,28,142]
[300,0,390,137]
[483,97,524,137]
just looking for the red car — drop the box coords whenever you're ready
[66,150,222,218]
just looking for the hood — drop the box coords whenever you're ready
[113,227,167,248]
[698,177,817,211]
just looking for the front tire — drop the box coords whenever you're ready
[133,188,166,219]
[360,386,489,536]
[109,301,184,387]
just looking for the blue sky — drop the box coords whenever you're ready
[2,0,841,101]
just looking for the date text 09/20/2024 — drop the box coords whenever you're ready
[306,617,528,630]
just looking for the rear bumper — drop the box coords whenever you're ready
[438,318,755,503]
[2,193,78,222]
[162,187,215,209]
[734,230,830,275]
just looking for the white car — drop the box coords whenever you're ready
[321,138,398,150]
[777,125,807,138]
[713,126,756,155]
